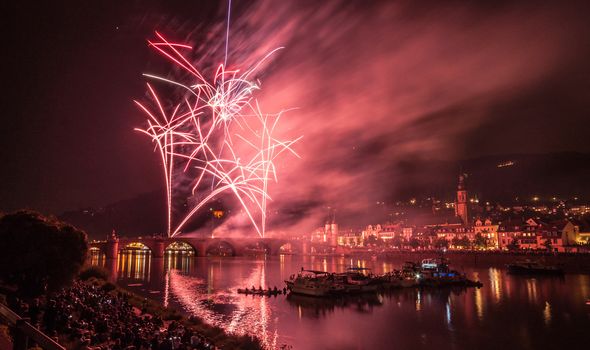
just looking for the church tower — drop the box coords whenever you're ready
[455,174,469,225]
[324,209,338,246]
[329,210,338,247]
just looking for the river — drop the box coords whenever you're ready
[91,250,590,350]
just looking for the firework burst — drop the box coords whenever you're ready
[135,31,300,238]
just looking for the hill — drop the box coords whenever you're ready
[60,152,590,238]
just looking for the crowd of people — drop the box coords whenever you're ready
[9,281,219,350]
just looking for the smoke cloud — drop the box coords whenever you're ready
[158,1,579,235]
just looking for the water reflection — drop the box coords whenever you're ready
[489,268,502,303]
[117,249,151,281]
[165,261,280,349]
[525,278,539,304]
[543,301,552,326]
[445,297,452,328]
[165,251,193,274]
[87,254,590,350]
[89,248,104,267]
[474,285,484,321]
[286,292,383,318]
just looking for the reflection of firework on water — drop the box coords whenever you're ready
[167,267,279,349]
[135,32,301,237]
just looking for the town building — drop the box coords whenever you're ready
[314,170,590,253]
[474,218,499,249]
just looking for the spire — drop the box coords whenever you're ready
[458,174,466,190]
[108,229,118,241]
[455,173,469,225]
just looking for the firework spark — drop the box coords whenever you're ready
[135,32,300,238]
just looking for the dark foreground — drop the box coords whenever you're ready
[1,278,260,350]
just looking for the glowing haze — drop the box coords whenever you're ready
[4,1,586,233]
[160,0,578,236]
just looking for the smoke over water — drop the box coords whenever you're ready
[155,1,578,235]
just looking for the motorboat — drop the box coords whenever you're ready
[285,270,345,296]
[335,267,381,293]
[418,258,482,287]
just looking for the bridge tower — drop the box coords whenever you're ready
[105,229,119,259]
[152,237,166,258]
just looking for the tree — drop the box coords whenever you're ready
[365,234,382,246]
[543,238,553,252]
[451,236,471,249]
[408,238,420,249]
[507,239,520,252]
[390,236,403,249]
[459,236,472,249]
[435,238,449,249]
[0,211,88,296]
[474,233,487,249]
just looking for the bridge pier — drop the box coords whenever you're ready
[105,257,118,281]
[105,237,119,260]
[198,243,207,257]
[152,238,166,258]
[149,256,165,288]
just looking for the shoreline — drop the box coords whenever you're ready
[86,277,262,350]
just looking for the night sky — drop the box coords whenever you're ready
[2,0,590,218]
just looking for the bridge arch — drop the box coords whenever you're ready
[164,241,196,256]
[87,246,107,267]
[277,242,299,255]
[88,245,106,255]
[206,240,236,257]
[243,241,271,256]
[120,242,153,253]
[117,242,152,281]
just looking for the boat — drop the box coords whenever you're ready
[506,260,564,275]
[334,267,381,293]
[237,288,284,296]
[417,258,482,288]
[400,262,420,287]
[379,271,403,288]
[285,270,345,297]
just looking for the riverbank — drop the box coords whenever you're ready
[1,266,262,350]
[82,269,262,350]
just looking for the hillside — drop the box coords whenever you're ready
[60,152,590,238]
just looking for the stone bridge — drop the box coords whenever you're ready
[89,235,326,259]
